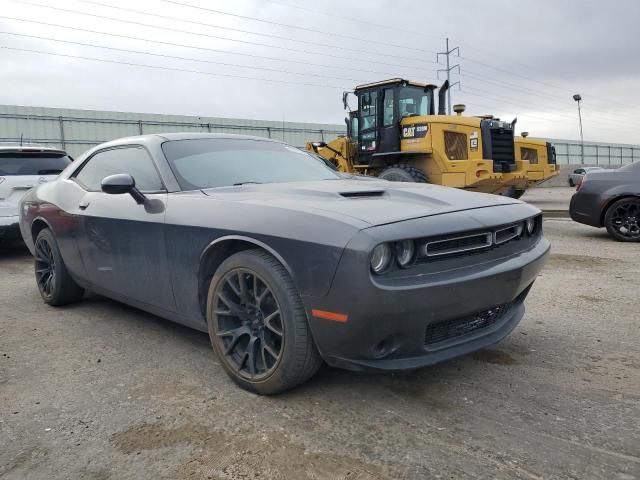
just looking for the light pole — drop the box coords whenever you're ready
[573,94,584,164]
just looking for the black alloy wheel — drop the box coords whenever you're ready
[33,228,84,305]
[207,249,322,394]
[212,269,284,380]
[605,198,640,242]
[35,235,56,300]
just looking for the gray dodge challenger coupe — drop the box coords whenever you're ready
[19,133,549,394]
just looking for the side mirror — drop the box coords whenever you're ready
[101,174,146,204]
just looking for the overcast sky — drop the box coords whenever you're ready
[0,0,639,143]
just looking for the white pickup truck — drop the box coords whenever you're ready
[0,145,72,242]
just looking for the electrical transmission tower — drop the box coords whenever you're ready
[437,38,460,114]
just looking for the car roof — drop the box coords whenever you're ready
[0,144,68,155]
[92,132,283,149]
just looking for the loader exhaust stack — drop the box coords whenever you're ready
[438,80,450,115]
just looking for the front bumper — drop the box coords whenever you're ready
[0,215,21,240]
[305,222,549,372]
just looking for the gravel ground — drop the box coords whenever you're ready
[1,219,639,480]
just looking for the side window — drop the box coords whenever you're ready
[74,147,164,192]
[350,116,359,140]
[359,90,378,132]
[521,147,538,164]
[574,169,584,174]
[382,88,395,127]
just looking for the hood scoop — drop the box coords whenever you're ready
[339,190,386,199]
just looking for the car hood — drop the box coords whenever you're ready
[201,179,521,227]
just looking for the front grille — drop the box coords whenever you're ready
[494,224,523,245]
[490,128,515,171]
[424,286,531,347]
[444,131,468,160]
[481,119,515,173]
[424,301,513,346]
[424,232,492,257]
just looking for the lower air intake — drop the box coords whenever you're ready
[424,301,513,346]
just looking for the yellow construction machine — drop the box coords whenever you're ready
[508,133,560,197]
[308,78,532,196]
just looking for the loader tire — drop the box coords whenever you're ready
[378,164,428,183]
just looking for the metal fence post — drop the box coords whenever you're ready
[138,120,143,134]
[58,116,66,150]
[266,127,271,138]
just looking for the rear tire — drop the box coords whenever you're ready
[207,249,322,395]
[509,189,526,199]
[34,228,84,306]
[378,164,428,183]
[604,198,640,242]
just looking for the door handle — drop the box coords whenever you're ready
[79,200,90,210]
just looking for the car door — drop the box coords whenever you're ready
[71,146,176,312]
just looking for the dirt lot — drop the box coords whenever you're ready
[1,219,639,480]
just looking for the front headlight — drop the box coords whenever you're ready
[395,239,415,268]
[370,243,392,274]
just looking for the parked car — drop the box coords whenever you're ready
[0,145,71,242]
[569,161,640,241]
[568,166,604,187]
[19,133,549,394]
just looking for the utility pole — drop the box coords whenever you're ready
[437,38,460,114]
[573,94,584,164]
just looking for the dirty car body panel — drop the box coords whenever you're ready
[19,133,549,372]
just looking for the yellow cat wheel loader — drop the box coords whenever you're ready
[307,78,523,196]
[507,134,560,198]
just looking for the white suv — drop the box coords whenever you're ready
[0,145,72,242]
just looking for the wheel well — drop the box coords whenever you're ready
[197,239,265,320]
[31,219,49,242]
[600,195,640,226]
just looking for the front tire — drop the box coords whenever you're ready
[604,198,640,242]
[207,249,322,394]
[34,228,84,306]
[509,189,526,199]
[569,178,575,187]
[378,164,428,183]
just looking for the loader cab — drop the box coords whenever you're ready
[353,79,436,165]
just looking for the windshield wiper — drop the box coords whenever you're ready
[233,181,262,186]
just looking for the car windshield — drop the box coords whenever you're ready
[162,138,341,190]
[0,153,71,175]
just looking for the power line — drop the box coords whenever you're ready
[458,90,638,136]
[461,71,640,126]
[0,30,370,83]
[254,0,634,115]
[76,0,437,66]
[0,15,429,80]
[459,54,635,112]
[260,0,445,39]
[13,0,437,72]
[0,44,351,89]
[159,0,442,54]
